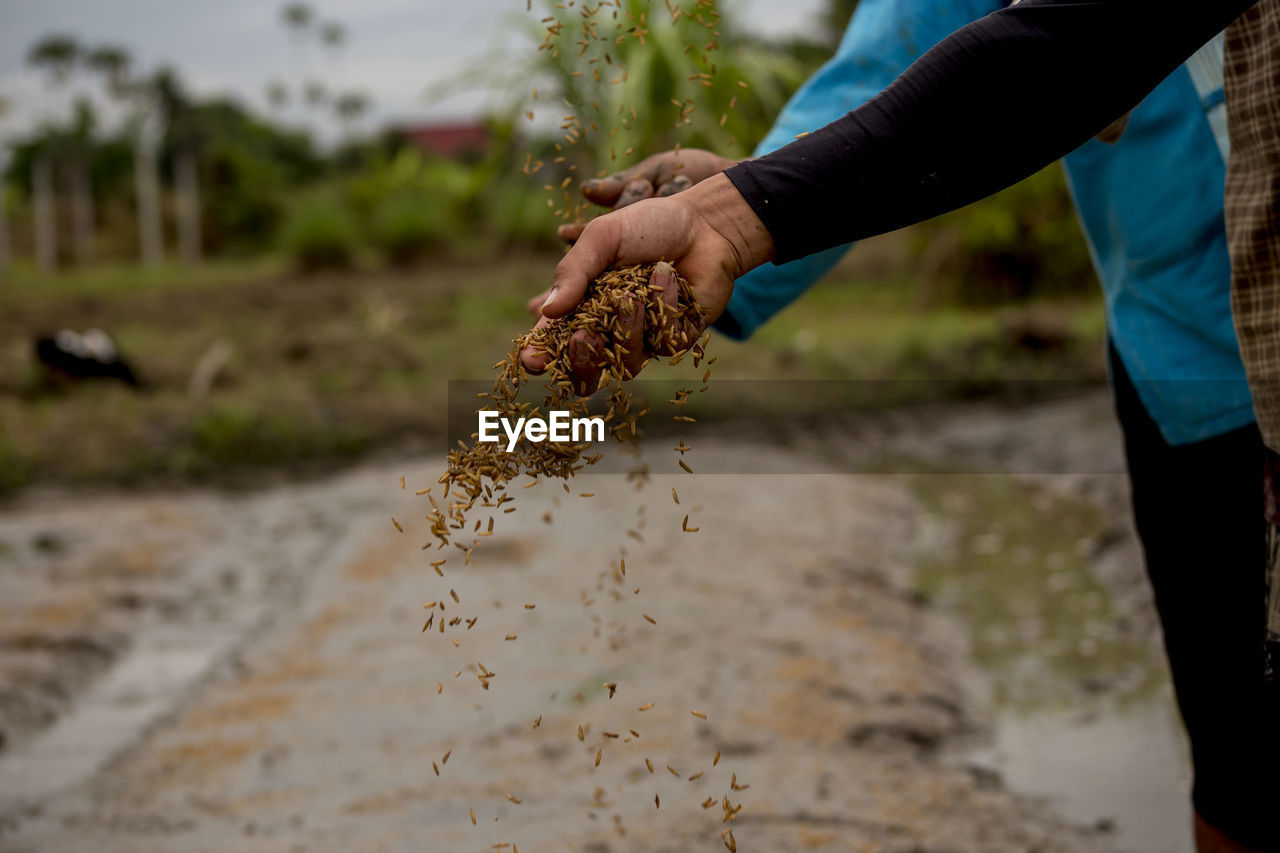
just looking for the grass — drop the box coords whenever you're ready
[2,256,290,299]
[0,247,1105,497]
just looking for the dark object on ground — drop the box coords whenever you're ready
[34,329,141,387]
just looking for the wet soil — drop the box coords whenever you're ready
[0,390,1173,852]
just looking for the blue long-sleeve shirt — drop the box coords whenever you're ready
[717,0,1253,445]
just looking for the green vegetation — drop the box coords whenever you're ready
[0,1,1110,498]
[0,248,1105,498]
[279,198,359,271]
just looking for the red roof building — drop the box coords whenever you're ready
[399,122,493,159]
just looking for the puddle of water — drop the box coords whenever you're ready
[971,700,1192,853]
[906,473,1192,853]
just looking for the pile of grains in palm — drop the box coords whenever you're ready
[432,262,708,546]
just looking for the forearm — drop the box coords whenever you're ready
[727,0,1257,263]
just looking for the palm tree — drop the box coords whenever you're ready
[333,91,369,141]
[148,67,202,266]
[265,80,289,113]
[304,79,328,109]
[26,34,83,270]
[320,21,346,56]
[282,3,314,34]
[85,45,131,96]
[27,35,79,87]
[66,96,97,265]
[84,43,165,266]
[282,5,315,84]
[0,93,10,275]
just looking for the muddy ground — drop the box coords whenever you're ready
[0,391,1182,852]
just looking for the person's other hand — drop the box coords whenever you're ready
[519,173,774,392]
[526,149,738,320]
[555,148,738,245]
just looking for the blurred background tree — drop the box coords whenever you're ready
[0,0,1091,300]
[0,0,1104,496]
[0,92,10,275]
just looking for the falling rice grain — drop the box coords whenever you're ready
[392,517,404,532]
[595,749,603,767]
[690,709,707,720]
[643,613,656,625]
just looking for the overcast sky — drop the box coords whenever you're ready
[0,0,825,145]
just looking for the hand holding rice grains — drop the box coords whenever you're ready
[441,261,707,519]
[408,1,757,847]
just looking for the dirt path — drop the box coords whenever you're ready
[0,392,1154,852]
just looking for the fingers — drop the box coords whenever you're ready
[581,152,666,206]
[656,174,693,197]
[617,295,646,379]
[615,178,655,208]
[543,218,617,318]
[647,261,690,356]
[523,260,671,388]
[556,222,585,245]
[568,330,604,395]
[519,315,555,374]
[652,260,679,309]
[581,174,629,207]
[563,172,693,245]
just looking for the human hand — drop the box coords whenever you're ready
[519,173,774,391]
[554,148,738,245]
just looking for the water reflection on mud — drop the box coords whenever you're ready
[907,473,1192,853]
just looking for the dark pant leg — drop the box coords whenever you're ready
[1109,347,1279,848]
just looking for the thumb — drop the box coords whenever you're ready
[542,218,617,318]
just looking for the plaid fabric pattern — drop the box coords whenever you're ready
[1227,0,1280,449]
[1227,0,1280,679]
